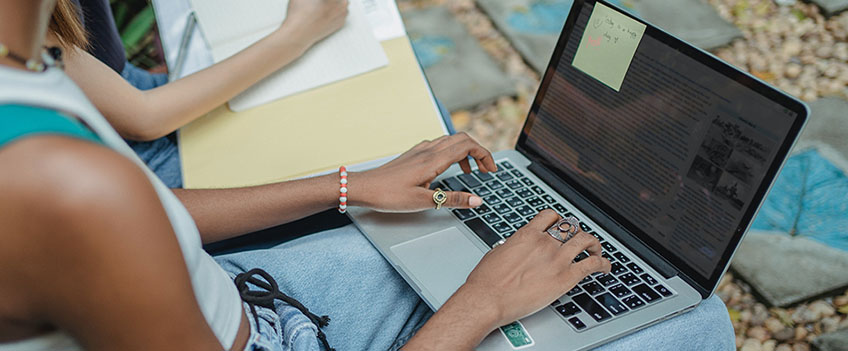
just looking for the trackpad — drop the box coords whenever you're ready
[390,227,486,308]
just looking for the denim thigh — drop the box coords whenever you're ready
[119,62,183,188]
[215,224,432,351]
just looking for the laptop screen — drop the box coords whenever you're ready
[518,0,806,290]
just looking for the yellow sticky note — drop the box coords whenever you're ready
[572,2,646,91]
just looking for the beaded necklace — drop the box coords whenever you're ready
[0,44,63,72]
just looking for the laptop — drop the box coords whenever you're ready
[348,0,808,349]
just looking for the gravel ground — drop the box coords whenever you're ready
[398,1,848,350]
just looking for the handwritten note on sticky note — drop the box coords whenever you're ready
[572,2,646,91]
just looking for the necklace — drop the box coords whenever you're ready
[0,43,49,72]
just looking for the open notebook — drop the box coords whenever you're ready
[188,0,389,111]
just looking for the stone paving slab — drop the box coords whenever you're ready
[477,0,740,73]
[731,231,848,307]
[628,0,742,50]
[734,97,848,307]
[476,0,577,72]
[402,7,516,111]
[810,0,848,17]
[794,97,848,170]
[752,97,848,252]
[812,328,848,351]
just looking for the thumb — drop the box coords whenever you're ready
[441,190,483,209]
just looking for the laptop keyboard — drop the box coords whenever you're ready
[436,161,676,332]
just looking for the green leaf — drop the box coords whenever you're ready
[112,2,130,29]
[728,308,741,322]
[120,5,155,51]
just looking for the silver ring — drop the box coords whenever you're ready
[546,216,580,244]
[492,238,506,248]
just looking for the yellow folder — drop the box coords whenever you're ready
[179,37,447,189]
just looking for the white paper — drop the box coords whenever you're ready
[360,0,406,41]
[189,0,389,111]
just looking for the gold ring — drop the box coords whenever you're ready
[433,188,448,210]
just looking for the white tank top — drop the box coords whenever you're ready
[0,65,243,350]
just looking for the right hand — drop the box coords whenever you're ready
[459,210,611,327]
[280,0,349,48]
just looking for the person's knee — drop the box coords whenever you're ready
[697,295,736,349]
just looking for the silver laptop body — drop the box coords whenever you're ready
[349,1,808,349]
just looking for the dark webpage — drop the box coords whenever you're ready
[526,7,795,277]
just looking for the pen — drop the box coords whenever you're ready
[170,11,197,81]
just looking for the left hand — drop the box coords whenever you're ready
[347,133,497,212]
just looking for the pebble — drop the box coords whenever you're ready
[751,304,769,326]
[775,344,792,351]
[742,338,763,351]
[748,326,771,341]
[795,325,808,341]
[834,293,848,307]
[773,327,795,341]
[762,340,777,351]
[764,317,784,333]
[809,301,836,319]
[820,316,840,333]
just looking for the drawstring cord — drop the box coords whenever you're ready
[234,268,334,351]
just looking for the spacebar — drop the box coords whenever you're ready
[464,218,501,248]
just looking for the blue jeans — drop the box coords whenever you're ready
[120,62,183,188]
[119,62,456,189]
[214,224,734,350]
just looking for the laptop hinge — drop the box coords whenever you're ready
[527,162,678,279]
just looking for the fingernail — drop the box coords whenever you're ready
[469,196,483,207]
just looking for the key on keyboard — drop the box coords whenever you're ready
[474,186,492,197]
[473,170,494,182]
[503,212,522,223]
[506,197,524,207]
[495,188,513,198]
[631,284,662,303]
[610,262,628,275]
[487,180,505,190]
[595,293,628,315]
[452,209,475,220]
[482,213,501,223]
[572,294,611,322]
[463,218,501,248]
[457,173,482,188]
[556,302,581,317]
[581,281,605,295]
[493,204,511,214]
[492,222,511,233]
[442,177,467,192]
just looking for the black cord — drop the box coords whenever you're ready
[234,268,334,351]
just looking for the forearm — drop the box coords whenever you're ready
[137,27,311,139]
[62,27,312,141]
[173,172,341,244]
[403,286,500,350]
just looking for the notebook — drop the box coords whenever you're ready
[188,0,389,111]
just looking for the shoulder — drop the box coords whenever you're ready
[0,135,155,222]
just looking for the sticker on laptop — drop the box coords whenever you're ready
[571,2,647,91]
[499,321,535,349]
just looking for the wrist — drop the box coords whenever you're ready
[343,171,373,208]
[274,21,315,54]
[451,284,504,331]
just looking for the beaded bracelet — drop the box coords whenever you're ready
[338,166,348,213]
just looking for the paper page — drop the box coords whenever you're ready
[571,2,646,91]
[361,0,406,41]
[190,0,388,111]
[189,0,286,49]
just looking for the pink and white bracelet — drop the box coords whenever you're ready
[338,166,348,213]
